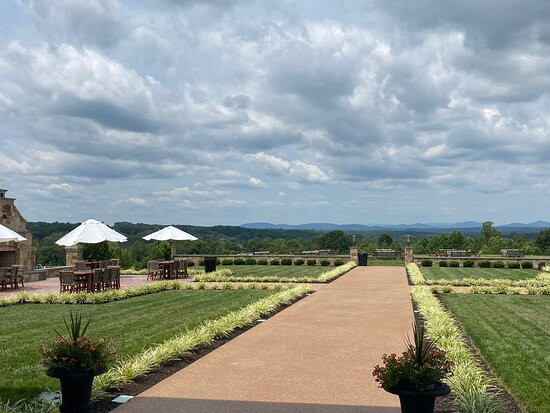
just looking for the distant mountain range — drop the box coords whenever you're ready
[241,221,550,232]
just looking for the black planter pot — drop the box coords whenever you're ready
[387,382,451,413]
[46,367,106,413]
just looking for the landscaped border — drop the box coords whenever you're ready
[429,285,550,295]
[0,277,284,308]
[92,284,310,397]
[411,286,501,413]
[194,261,357,283]
[407,263,550,289]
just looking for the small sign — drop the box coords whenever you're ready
[112,395,134,404]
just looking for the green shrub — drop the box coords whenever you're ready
[521,261,534,269]
[234,258,245,265]
[221,259,233,265]
[281,258,292,265]
[493,260,505,268]
[448,261,460,267]
[257,259,268,265]
[293,259,305,266]
[216,259,221,265]
[270,259,280,265]
[421,260,433,267]
[307,259,317,266]
[507,261,521,269]
[334,259,344,266]
[198,260,205,266]
[463,260,474,267]
[478,260,491,268]
[245,258,257,265]
[438,261,448,267]
[320,259,330,266]
[187,261,195,267]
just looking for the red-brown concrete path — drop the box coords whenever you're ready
[114,266,414,413]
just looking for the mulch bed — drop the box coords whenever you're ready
[90,294,310,412]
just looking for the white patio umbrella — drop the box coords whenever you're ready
[0,223,26,242]
[55,219,127,247]
[142,226,198,242]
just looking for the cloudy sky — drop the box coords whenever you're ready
[1,1,550,225]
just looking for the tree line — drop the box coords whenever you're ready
[29,221,550,268]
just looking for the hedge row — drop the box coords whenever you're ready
[213,258,345,266]
[421,259,535,269]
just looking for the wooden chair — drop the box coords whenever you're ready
[111,266,121,289]
[0,268,8,290]
[177,259,188,278]
[92,268,103,292]
[75,261,87,270]
[12,265,24,288]
[102,267,113,290]
[147,261,160,281]
[60,270,77,293]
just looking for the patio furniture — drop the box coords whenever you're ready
[11,265,24,288]
[60,270,77,293]
[92,268,103,292]
[74,270,93,292]
[176,259,188,278]
[0,267,8,290]
[159,260,175,278]
[111,266,121,289]
[147,261,160,281]
[103,267,113,289]
[75,261,87,270]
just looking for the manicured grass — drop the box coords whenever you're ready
[367,259,404,266]
[422,267,540,281]
[441,294,550,413]
[0,289,272,402]
[217,265,328,279]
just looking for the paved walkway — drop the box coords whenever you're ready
[115,266,414,413]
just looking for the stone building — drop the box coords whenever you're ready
[0,189,35,269]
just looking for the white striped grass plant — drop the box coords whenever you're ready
[411,286,502,413]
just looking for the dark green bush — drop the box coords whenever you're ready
[294,259,305,266]
[334,259,344,266]
[493,261,505,268]
[270,259,280,265]
[463,260,474,268]
[221,259,233,265]
[448,261,460,267]
[245,258,257,265]
[438,261,448,267]
[234,258,245,265]
[507,261,521,269]
[281,258,292,265]
[257,259,268,265]
[198,260,205,266]
[320,259,330,266]
[421,260,433,267]
[187,261,195,267]
[478,260,491,268]
[216,259,221,265]
[521,261,534,269]
[307,259,317,266]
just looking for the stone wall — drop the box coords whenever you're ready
[65,245,83,267]
[173,253,351,266]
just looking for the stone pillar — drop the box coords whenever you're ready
[65,245,83,267]
[350,246,358,264]
[404,247,413,263]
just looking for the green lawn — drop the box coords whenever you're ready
[0,289,272,402]
[217,265,329,279]
[422,267,540,281]
[368,259,404,266]
[441,294,550,413]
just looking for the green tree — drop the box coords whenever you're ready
[377,233,393,248]
[82,241,111,261]
[150,241,171,260]
[480,221,500,245]
[316,231,352,253]
[535,229,550,253]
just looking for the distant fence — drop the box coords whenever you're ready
[173,254,351,266]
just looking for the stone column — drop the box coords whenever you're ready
[350,246,358,264]
[65,245,83,267]
[404,247,413,263]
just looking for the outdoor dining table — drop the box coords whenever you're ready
[74,270,94,293]
[158,260,175,279]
